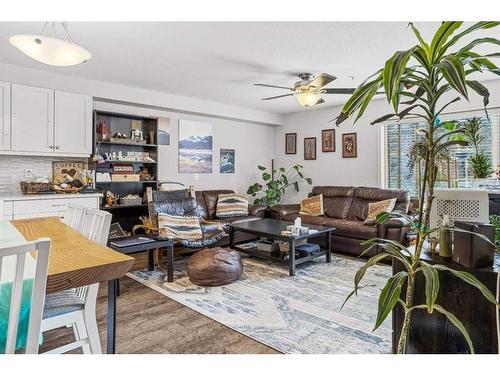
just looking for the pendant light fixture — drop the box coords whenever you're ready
[9,22,92,67]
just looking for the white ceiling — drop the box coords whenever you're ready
[0,22,499,115]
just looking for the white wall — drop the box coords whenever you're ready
[95,101,275,195]
[275,78,500,203]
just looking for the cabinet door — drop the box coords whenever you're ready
[0,82,11,150]
[54,91,92,155]
[11,84,54,152]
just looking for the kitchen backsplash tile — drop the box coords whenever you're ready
[0,155,88,195]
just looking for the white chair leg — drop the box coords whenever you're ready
[83,283,102,354]
[75,321,91,354]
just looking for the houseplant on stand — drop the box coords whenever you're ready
[247,160,312,206]
[336,21,500,353]
[463,116,494,180]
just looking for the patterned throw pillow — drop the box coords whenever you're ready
[157,213,203,240]
[215,193,249,218]
[299,194,324,216]
[364,198,397,224]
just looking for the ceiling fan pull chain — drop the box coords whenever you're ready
[62,22,74,43]
[40,22,49,37]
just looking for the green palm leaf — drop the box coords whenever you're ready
[374,271,407,330]
[430,22,463,63]
[441,21,500,58]
[437,55,468,98]
[433,265,500,306]
[420,261,440,312]
[353,253,388,295]
[433,305,475,354]
[383,48,416,111]
[466,80,490,107]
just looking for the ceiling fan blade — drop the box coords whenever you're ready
[254,83,293,90]
[309,73,337,89]
[316,98,325,104]
[323,88,356,94]
[261,93,294,101]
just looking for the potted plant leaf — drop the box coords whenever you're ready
[335,21,500,354]
[463,116,494,180]
[247,160,312,206]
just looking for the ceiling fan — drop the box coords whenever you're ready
[254,73,357,107]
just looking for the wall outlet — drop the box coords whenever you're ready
[24,169,34,178]
[194,173,199,181]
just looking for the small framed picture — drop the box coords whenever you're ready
[304,137,317,160]
[220,149,235,173]
[342,133,357,158]
[285,133,297,154]
[322,129,336,152]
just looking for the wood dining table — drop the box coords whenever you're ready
[1,216,135,354]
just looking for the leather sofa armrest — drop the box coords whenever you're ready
[379,217,410,228]
[270,204,300,219]
[248,204,268,218]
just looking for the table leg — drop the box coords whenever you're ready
[229,226,235,249]
[147,249,155,271]
[115,278,120,297]
[107,279,117,354]
[166,245,174,283]
[289,239,296,276]
[326,232,332,263]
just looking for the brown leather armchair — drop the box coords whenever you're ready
[270,186,412,257]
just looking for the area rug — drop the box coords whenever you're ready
[126,255,392,354]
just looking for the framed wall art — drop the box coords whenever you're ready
[285,133,297,154]
[220,149,235,173]
[342,133,357,158]
[321,128,335,152]
[304,137,317,160]
[178,119,213,173]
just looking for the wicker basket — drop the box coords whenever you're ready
[278,238,307,252]
[20,181,51,195]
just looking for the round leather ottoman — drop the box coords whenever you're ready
[186,247,243,286]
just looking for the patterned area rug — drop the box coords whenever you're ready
[127,255,392,354]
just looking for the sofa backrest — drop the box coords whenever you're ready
[310,186,355,219]
[348,186,410,221]
[201,189,235,219]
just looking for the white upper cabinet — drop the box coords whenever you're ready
[54,91,92,155]
[0,82,10,151]
[11,84,54,153]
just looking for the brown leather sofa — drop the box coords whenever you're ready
[270,186,411,257]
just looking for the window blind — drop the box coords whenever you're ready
[382,110,500,197]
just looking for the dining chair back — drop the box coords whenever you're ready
[1,239,51,354]
[41,209,112,354]
[63,204,87,232]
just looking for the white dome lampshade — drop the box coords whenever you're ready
[296,91,321,107]
[9,23,91,67]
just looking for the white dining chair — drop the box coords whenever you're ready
[41,209,112,354]
[1,239,51,354]
[62,204,87,232]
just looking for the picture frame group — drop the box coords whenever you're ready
[284,129,357,159]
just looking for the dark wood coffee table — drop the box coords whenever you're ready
[229,218,335,276]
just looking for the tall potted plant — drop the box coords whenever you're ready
[463,117,494,179]
[336,22,500,353]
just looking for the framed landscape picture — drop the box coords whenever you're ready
[178,119,213,173]
[285,133,297,154]
[220,149,235,173]
[342,133,357,158]
[304,137,317,160]
[321,128,335,152]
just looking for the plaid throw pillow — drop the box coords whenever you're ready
[299,194,324,216]
[157,213,203,240]
[215,193,249,218]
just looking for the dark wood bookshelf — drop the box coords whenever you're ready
[93,110,159,232]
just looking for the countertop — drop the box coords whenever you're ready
[0,193,103,201]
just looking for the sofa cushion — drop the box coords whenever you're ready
[299,194,324,216]
[311,186,355,219]
[216,193,249,218]
[364,198,397,224]
[281,214,328,226]
[149,197,200,228]
[323,218,377,239]
[203,190,235,219]
[349,186,409,221]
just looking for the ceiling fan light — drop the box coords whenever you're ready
[296,92,321,107]
[9,34,92,67]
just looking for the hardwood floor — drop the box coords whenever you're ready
[40,253,278,354]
